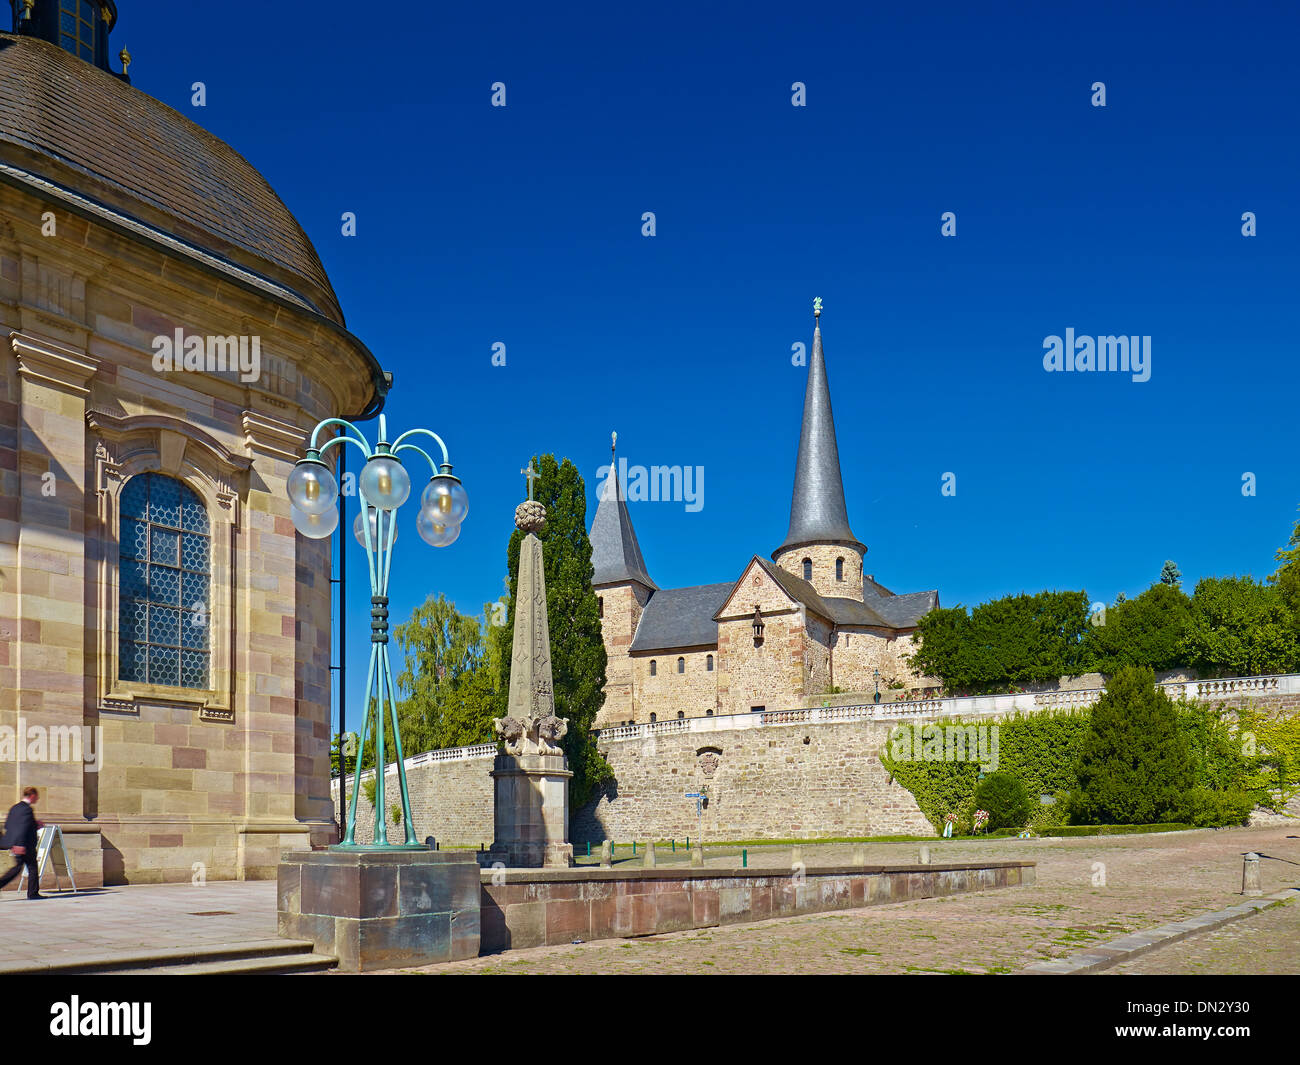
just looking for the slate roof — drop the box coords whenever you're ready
[775,320,864,554]
[590,470,657,589]
[718,558,936,631]
[0,33,343,323]
[629,582,734,653]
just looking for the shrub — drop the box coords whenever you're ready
[1070,666,1194,824]
[1174,789,1255,827]
[974,771,1032,830]
[1029,791,1071,831]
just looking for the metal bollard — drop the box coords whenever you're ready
[1242,852,1263,896]
[672,839,675,853]
[633,841,637,856]
[742,848,748,869]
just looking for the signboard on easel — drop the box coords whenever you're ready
[18,824,77,893]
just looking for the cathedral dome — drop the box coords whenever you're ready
[0,31,345,325]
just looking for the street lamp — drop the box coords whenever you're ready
[873,668,881,704]
[288,413,468,849]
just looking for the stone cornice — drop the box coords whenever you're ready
[9,330,99,394]
[242,408,308,461]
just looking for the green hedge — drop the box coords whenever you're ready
[1039,823,1192,837]
[882,695,1279,833]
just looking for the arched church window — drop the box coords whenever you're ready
[650,713,657,722]
[836,557,844,581]
[706,654,713,671]
[677,657,685,674]
[118,473,210,689]
[706,709,713,716]
[802,558,812,581]
[677,711,685,720]
[650,660,657,676]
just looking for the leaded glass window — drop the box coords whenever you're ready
[57,0,96,62]
[118,474,210,689]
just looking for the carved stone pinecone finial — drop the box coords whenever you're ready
[515,500,546,532]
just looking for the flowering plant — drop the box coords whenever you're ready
[973,809,990,832]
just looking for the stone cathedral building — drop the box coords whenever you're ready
[590,310,939,727]
[0,4,384,883]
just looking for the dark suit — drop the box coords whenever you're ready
[0,801,40,897]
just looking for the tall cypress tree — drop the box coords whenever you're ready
[491,454,611,807]
[1070,665,1193,824]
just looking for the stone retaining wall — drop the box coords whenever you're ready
[480,860,1035,952]
[333,687,1300,847]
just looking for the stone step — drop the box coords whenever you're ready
[0,938,326,976]
[112,952,337,975]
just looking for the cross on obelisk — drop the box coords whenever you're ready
[522,462,538,501]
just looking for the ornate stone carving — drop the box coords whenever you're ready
[514,499,546,533]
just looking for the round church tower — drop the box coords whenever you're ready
[771,306,867,601]
[1,4,386,884]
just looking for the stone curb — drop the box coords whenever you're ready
[1019,888,1300,974]
[0,938,318,976]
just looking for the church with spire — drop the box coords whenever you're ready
[589,304,939,727]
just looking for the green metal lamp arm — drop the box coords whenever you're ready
[308,417,372,456]
[390,427,450,467]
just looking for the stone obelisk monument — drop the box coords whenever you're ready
[485,473,574,868]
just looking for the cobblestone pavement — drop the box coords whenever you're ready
[2,827,1296,974]
[0,881,278,969]
[1103,897,1300,975]
[370,826,1300,975]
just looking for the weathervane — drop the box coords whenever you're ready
[813,296,823,319]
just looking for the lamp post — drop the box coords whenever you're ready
[288,413,468,849]
[873,668,880,704]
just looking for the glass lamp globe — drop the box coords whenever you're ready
[417,506,460,548]
[291,503,338,540]
[420,473,469,524]
[287,460,338,515]
[353,507,398,548]
[358,454,410,511]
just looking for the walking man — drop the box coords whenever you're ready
[0,787,44,899]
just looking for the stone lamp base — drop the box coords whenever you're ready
[278,849,480,971]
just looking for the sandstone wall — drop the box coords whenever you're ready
[631,647,718,721]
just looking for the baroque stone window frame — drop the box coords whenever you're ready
[88,410,250,721]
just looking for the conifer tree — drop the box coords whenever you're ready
[1070,666,1193,824]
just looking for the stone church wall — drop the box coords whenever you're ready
[630,648,718,721]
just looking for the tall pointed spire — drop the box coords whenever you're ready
[590,431,657,589]
[775,300,863,555]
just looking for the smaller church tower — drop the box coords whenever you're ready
[9,0,130,79]
[772,301,867,600]
[589,433,656,724]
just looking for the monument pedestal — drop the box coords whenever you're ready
[278,849,480,971]
[485,753,574,868]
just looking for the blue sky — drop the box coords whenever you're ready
[113,1,1298,722]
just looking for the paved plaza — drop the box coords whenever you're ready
[1,825,1296,974]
